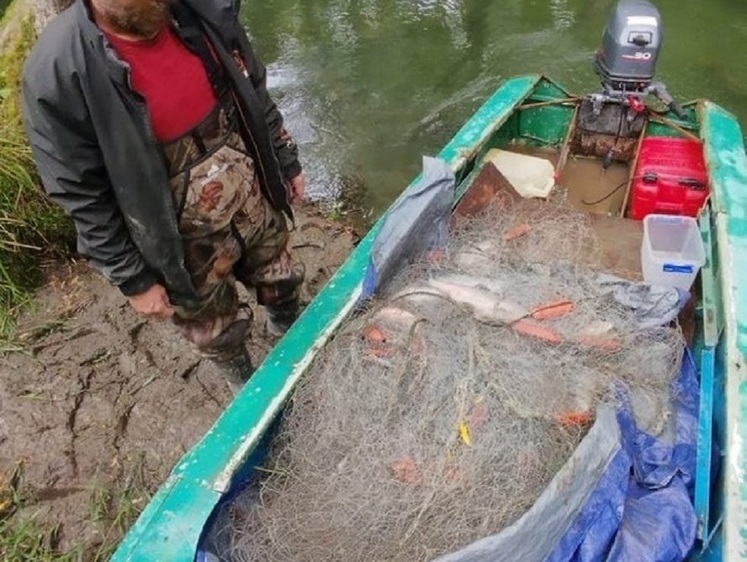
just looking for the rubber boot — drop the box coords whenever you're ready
[215,346,254,396]
[266,298,300,337]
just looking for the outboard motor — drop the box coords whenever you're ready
[591,0,684,118]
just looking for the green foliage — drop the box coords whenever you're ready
[0,463,82,561]
[0,457,148,561]
[87,459,150,561]
[0,0,11,22]
[0,517,81,562]
[0,10,74,345]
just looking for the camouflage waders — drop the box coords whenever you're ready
[162,99,304,386]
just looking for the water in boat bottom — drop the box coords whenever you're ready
[205,196,684,562]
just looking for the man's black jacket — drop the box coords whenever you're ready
[22,0,300,306]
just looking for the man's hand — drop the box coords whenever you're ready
[288,173,305,205]
[128,283,173,319]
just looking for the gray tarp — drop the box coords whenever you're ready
[362,156,455,299]
[433,408,621,562]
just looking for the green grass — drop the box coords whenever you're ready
[0,458,150,561]
[0,517,81,562]
[0,0,11,22]
[0,9,74,348]
[87,459,150,561]
[0,463,82,561]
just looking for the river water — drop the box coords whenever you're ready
[241,0,747,214]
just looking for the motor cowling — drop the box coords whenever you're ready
[594,0,662,93]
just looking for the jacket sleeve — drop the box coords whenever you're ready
[22,72,157,297]
[241,36,302,180]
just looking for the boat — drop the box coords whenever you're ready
[112,3,747,561]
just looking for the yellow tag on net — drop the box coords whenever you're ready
[458,422,471,446]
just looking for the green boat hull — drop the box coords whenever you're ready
[112,75,747,562]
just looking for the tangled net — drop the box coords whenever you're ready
[207,196,684,561]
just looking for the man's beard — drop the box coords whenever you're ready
[99,0,173,38]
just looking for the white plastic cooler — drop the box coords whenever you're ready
[641,214,706,291]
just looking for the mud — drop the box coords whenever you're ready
[0,203,360,558]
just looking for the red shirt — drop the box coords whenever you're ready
[106,27,217,142]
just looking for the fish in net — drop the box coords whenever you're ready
[206,198,684,561]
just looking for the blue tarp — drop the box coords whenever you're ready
[548,352,699,562]
[435,351,699,562]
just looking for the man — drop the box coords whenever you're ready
[22,0,306,393]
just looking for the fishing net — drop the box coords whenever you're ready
[207,196,684,561]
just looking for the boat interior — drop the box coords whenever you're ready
[453,82,701,287]
[448,79,721,557]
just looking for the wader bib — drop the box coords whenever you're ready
[163,95,303,362]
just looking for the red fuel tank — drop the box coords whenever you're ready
[628,137,709,221]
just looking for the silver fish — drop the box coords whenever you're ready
[425,277,527,325]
